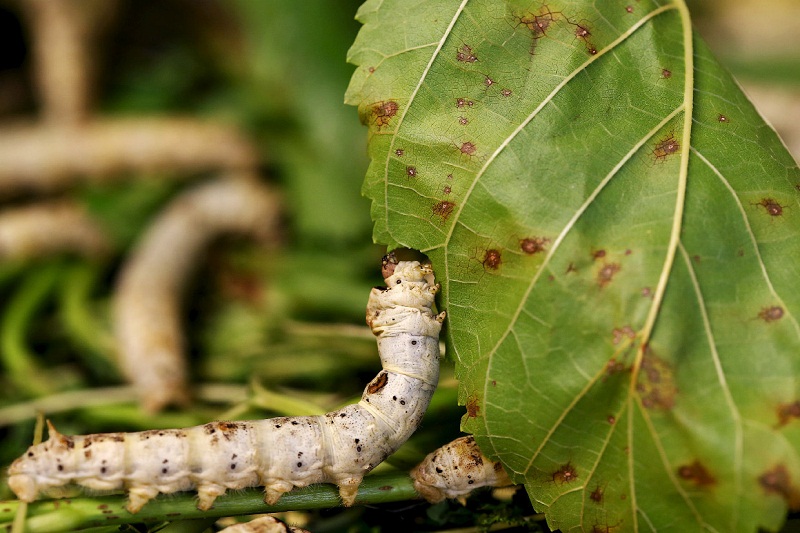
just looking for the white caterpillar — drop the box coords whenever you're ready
[8,254,445,514]
[114,175,281,412]
[218,516,309,533]
[0,200,109,260]
[411,436,512,504]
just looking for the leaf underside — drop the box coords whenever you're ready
[346,1,800,531]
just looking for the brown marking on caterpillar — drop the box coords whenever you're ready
[371,100,399,128]
[367,372,389,394]
[482,249,502,270]
[8,259,445,514]
[652,133,680,162]
[551,462,578,484]
[759,464,800,510]
[759,306,784,322]
[520,237,548,255]
[777,401,800,427]
[411,436,512,503]
[432,201,456,221]
[465,396,480,418]
[597,262,620,287]
[636,351,677,410]
[755,198,786,217]
[678,460,716,487]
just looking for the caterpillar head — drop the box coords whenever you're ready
[8,422,75,502]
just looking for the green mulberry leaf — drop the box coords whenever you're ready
[346,1,800,531]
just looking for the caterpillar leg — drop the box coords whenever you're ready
[264,480,294,505]
[126,485,160,514]
[197,483,226,510]
[337,477,362,506]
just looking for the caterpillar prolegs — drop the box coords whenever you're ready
[7,254,445,513]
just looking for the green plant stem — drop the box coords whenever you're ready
[0,471,420,533]
[0,263,62,397]
[58,262,118,379]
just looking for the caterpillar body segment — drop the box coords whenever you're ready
[411,436,513,504]
[218,516,309,533]
[8,256,444,513]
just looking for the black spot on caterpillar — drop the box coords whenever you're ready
[411,436,512,504]
[8,253,445,513]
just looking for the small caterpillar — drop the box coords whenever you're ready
[219,516,309,533]
[114,175,281,412]
[411,436,512,504]
[0,200,109,260]
[8,254,445,513]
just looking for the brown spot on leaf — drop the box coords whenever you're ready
[597,262,621,287]
[551,462,578,484]
[759,305,784,322]
[590,485,604,503]
[653,133,680,161]
[456,44,478,63]
[777,401,800,427]
[718,114,729,123]
[661,68,672,79]
[636,351,678,410]
[483,249,502,270]
[756,198,785,217]
[458,116,469,125]
[433,200,456,220]
[466,396,480,418]
[625,5,634,13]
[574,23,591,39]
[367,372,389,394]
[678,460,717,487]
[456,97,474,108]
[612,326,636,345]
[760,465,800,510]
[371,100,399,128]
[592,249,606,260]
[483,75,495,87]
[501,88,512,97]
[406,166,417,177]
[520,237,549,255]
[395,148,404,157]
[459,141,477,155]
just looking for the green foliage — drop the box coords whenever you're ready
[346,0,800,531]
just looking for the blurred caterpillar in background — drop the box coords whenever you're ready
[218,516,309,533]
[8,253,445,513]
[114,174,281,412]
[411,435,513,504]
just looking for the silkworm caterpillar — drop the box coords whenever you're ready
[219,516,309,533]
[411,436,512,504]
[113,175,281,412]
[9,254,445,513]
[0,200,109,260]
[0,118,258,196]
